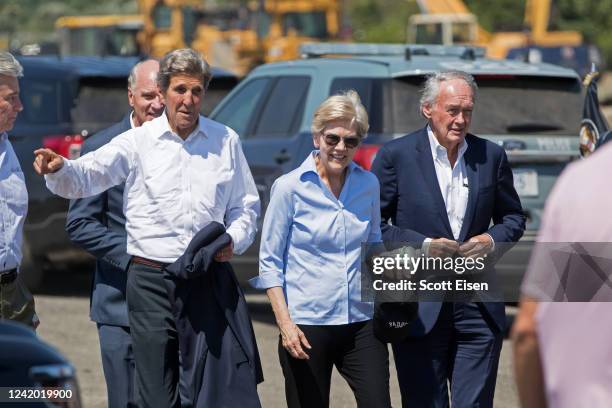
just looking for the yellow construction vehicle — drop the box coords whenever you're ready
[258,0,340,63]
[136,0,197,59]
[137,0,340,76]
[135,0,261,76]
[407,0,583,59]
[55,15,143,57]
[56,0,340,76]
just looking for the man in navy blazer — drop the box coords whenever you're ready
[371,71,525,407]
[66,59,163,407]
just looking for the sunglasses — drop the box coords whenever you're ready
[322,133,361,149]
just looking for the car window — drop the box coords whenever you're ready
[391,75,582,135]
[282,12,327,38]
[17,79,66,125]
[389,76,427,133]
[415,23,443,44]
[212,77,270,137]
[200,76,239,116]
[70,77,130,134]
[251,76,310,139]
[63,28,99,56]
[472,76,581,134]
[330,78,388,134]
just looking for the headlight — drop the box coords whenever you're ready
[29,364,82,408]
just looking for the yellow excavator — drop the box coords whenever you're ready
[256,0,341,63]
[407,0,583,59]
[135,0,261,76]
[57,0,341,77]
[138,0,340,76]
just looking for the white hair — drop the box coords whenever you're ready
[419,71,477,116]
[0,52,23,78]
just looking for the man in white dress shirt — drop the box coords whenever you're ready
[65,59,163,408]
[34,48,260,408]
[0,51,39,330]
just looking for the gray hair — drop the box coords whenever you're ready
[419,71,477,116]
[157,48,212,92]
[127,60,143,89]
[0,52,23,78]
[311,90,370,139]
[127,59,159,89]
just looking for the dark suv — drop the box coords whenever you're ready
[209,43,583,290]
[9,56,237,289]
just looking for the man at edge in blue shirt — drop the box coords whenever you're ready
[0,51,39,330]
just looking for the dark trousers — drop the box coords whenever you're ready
[392,302,503,408]
[126,262,180,408]
[279,320,390,408]
[97,324,136,408]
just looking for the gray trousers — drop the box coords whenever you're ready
[126,262,181,408]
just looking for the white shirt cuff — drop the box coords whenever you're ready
[484,233,495,251]
[44,159,72,194]
[422,238,432,257]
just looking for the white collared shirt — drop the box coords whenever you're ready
[46,113,260,262]
[0,132,28,271]
[427,125,469,240]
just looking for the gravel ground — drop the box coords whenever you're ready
[33,268,518,407]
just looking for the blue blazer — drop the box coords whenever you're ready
[371,127,525,335]
[65,114,132,327]
[164,222,263,407]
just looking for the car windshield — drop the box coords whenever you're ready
[63,27,140,56]
[71,77,130,134]
[201,76,238,116]
[282,12,327,38]
[391,75,582,135]
[17,78,70,125]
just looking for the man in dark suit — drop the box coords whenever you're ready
[66,59,163,407]
[371,70,525,407]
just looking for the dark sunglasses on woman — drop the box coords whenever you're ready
[323,133,361,149]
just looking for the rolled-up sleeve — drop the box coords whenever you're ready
[45,131,134,199]
[225,134,260,255]
[249,177,293,290]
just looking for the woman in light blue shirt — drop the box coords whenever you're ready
[250,91,390,407]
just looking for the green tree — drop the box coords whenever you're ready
[556,0,612,64]
[348,0,419,43]
[464,0,526,31]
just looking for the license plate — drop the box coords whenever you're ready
[513,169,538,197]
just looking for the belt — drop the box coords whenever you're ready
[131,256,168,270]
[0,269,17,285]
